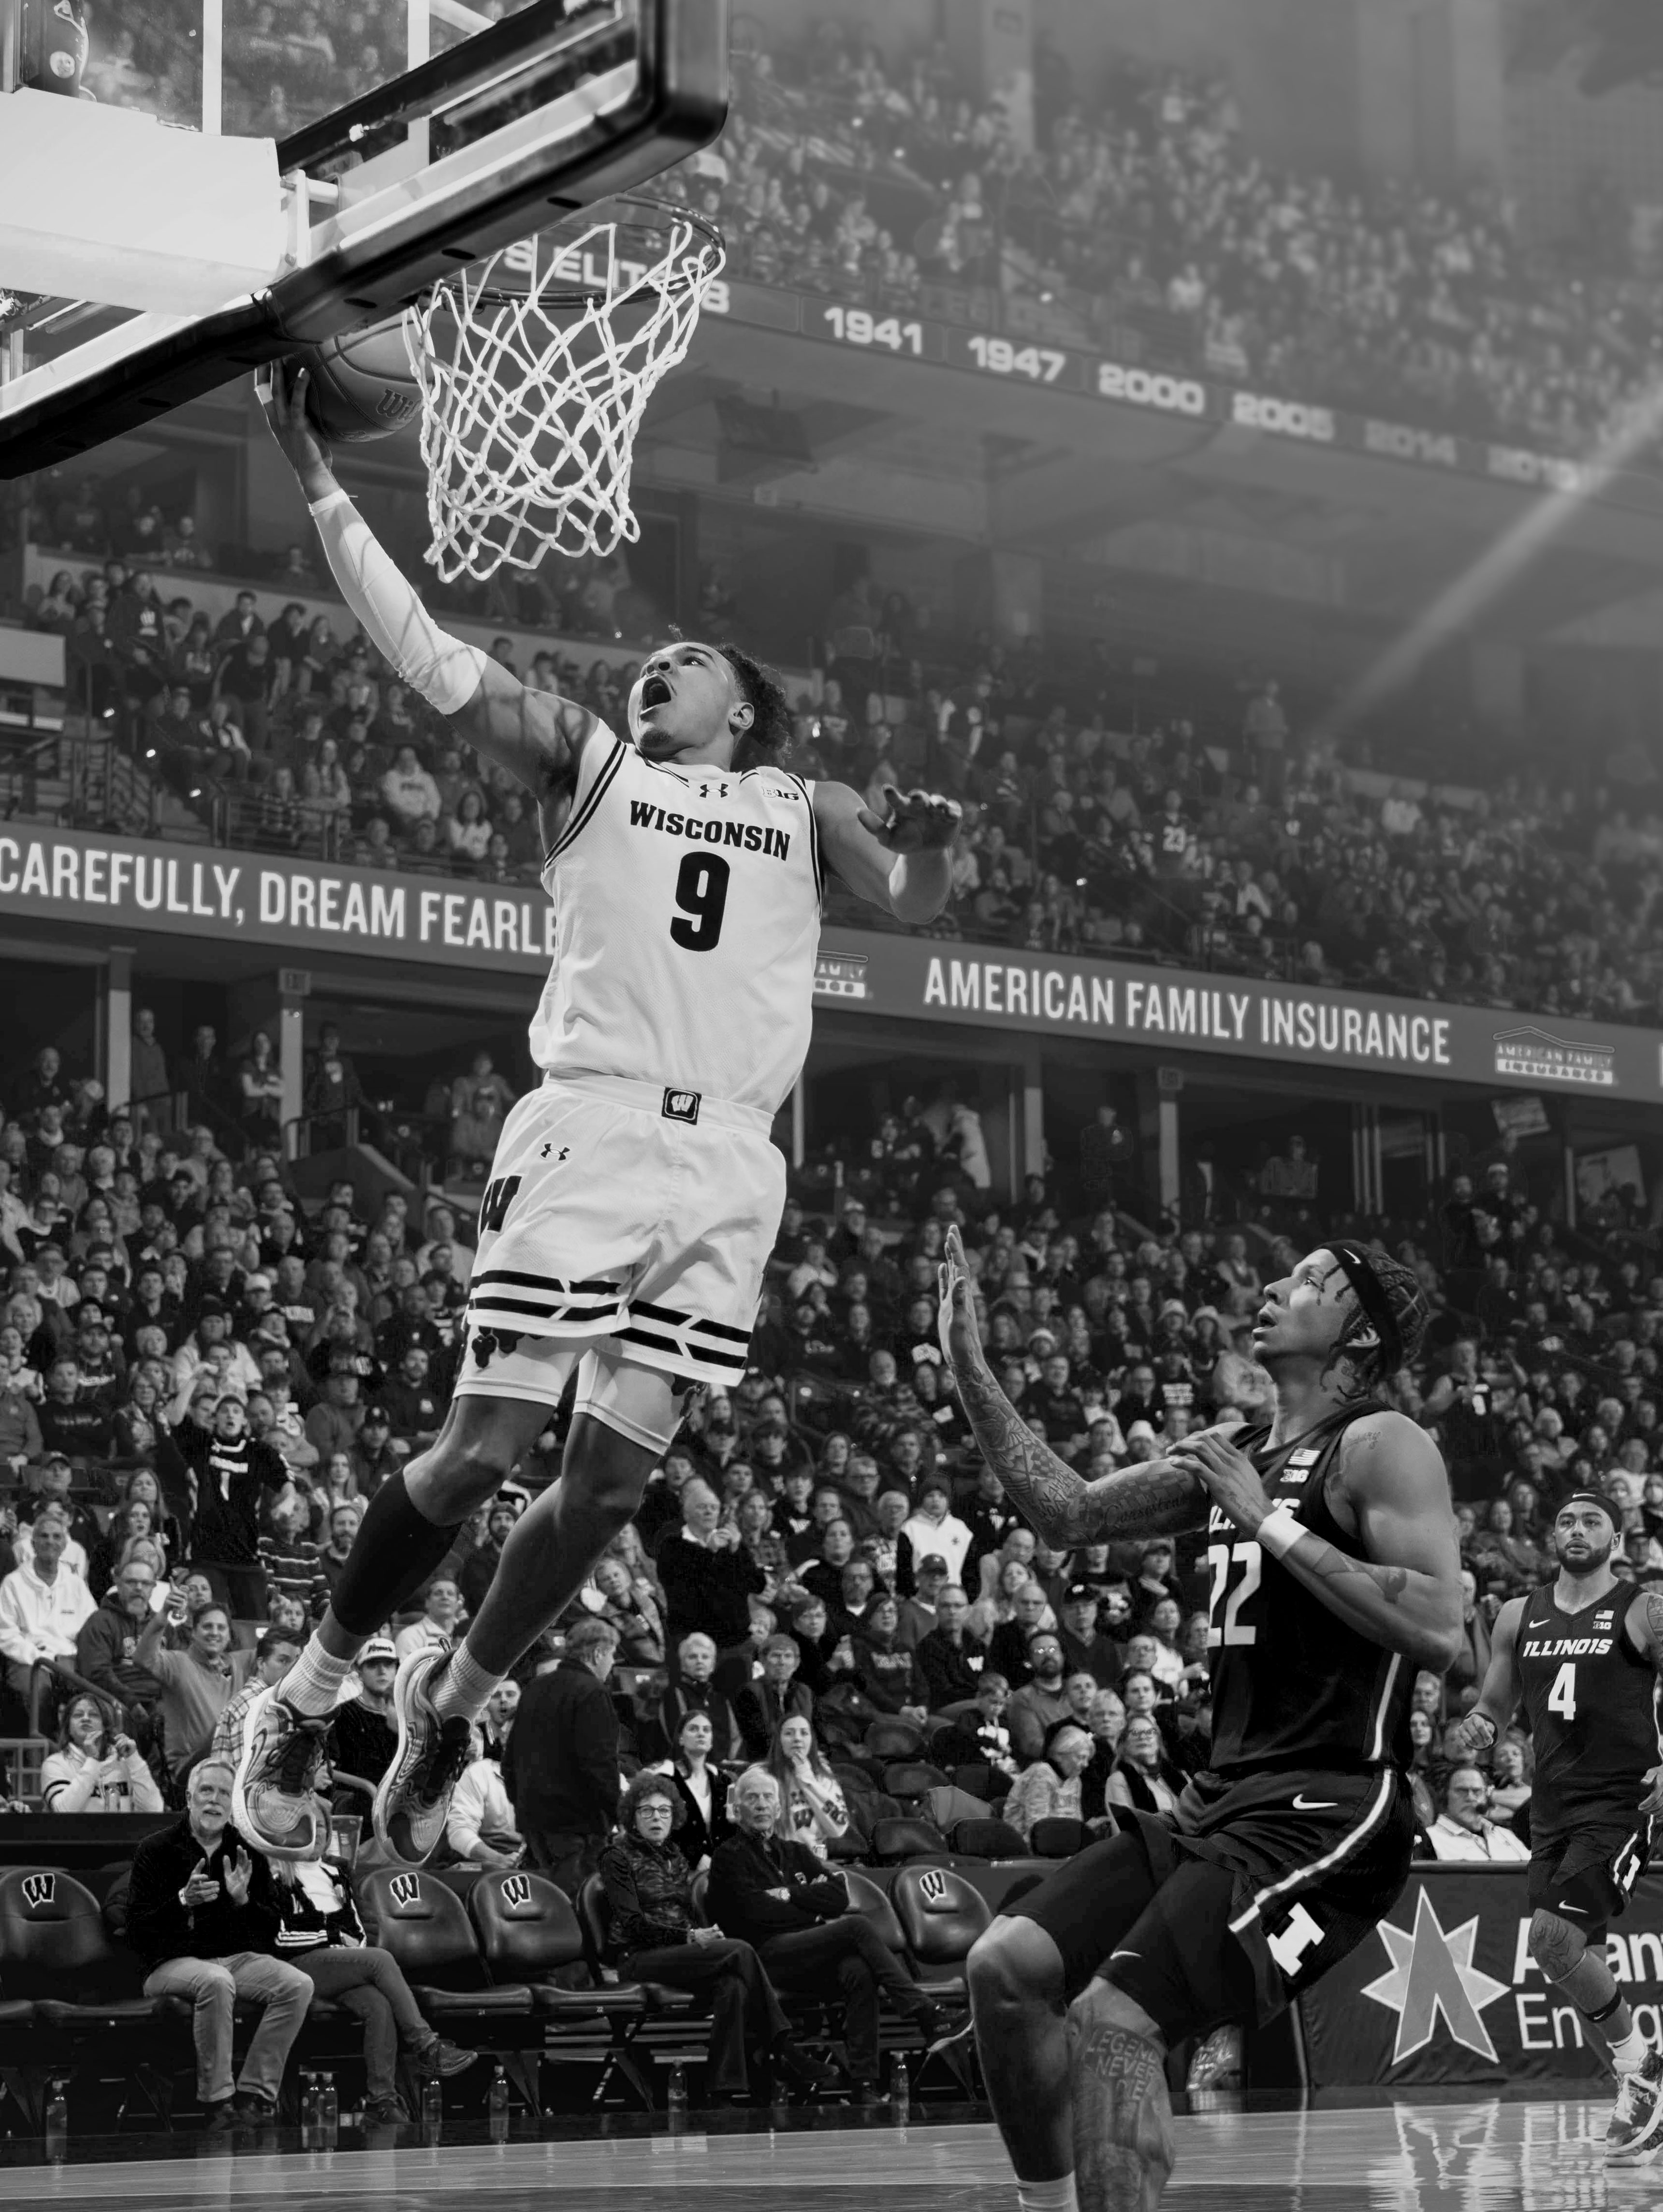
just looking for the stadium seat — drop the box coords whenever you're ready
[842,1869,907,1958]
[889,1863,992,1997]
[356,1864,533,2021]
[871,1816,949,1864]
[1030,1818,1088,1859]
[881,1760,950,1803]
[863,1718,925,1761]
[950,1818,1026,1859]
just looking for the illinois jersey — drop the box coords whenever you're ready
[1516,1584,1661,1844]
[528,729,824,1117]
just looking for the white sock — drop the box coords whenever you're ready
[1609,2021,1648,2074]
[431,1642,504,1724]
[1016,2179,1079,2212]
[278,1640,356,1718]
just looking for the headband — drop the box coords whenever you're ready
[1324,1241,1402,1374]
[1557,1488,1617,1526]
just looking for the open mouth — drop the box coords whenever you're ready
[639,673,673,711]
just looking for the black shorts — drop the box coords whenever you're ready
[1529,1816,1655,1946]
[1008,1764,1413,2044]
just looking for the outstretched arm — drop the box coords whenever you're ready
[813,781,960,924]
[1629,1592,1663,1816]
[259,363,600,810]
[1170,1414,1464,1672]
[936,1226,1206,1547]
[1447,1598,1523,1758]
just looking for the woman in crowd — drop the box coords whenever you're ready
[766,1713,851,1859]
[849,1589,926,1719]
[88,1497,164,1601]
[665,1708,733,1867]
[41,1694,163,1812]
[968,1553,1035,1645]
[1488,1737,1532,1835]
[237,1032,285,1141]
[1472,1495,1545,1590]
[1105,1712,1184,1821]
[1004,1718,1094,1841]
[1078,1685,1126,1825]
[445,788,493,864]
[598,1772,825,2105]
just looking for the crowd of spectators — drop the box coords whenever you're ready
[671,25,1663,459]
[17,511,1663,1029]
[58,5,1663,457]
[0,998,1654,1932]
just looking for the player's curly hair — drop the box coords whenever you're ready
[1330,1246,1430,1390]
[716,642,794,771]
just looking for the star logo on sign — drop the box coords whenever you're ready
[1360,1888,1511,2066]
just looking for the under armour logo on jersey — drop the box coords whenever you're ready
[919,1869,948,1906]
[20,1873,54,1909]
[697,782,730,798]
[388,1874,423,1908]
[499,1873,532,1908]
[662,1089,701,1125]
[539,1145,570,1162]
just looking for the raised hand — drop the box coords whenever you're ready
[857,784,962,854]
[255,360,336,498]
[221,1846,253,1905]
[936,1222,983,1374]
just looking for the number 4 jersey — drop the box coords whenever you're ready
[1516,1584,1661,1844]
[1206,1403,1417,1776]
[529,728,824,1115]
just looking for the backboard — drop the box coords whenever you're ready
[0,0,726,471]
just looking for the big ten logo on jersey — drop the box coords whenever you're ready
[1281,1448,1321,1488]
[480,1175,522,1234]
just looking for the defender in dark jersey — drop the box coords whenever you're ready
[938,1231,1461,2212]
[1454,1490,1663,2162]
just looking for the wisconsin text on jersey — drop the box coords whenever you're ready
[627,798,795,860]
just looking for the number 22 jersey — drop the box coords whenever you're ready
[528,729,825,1117]
[1516,1584,1661,1843]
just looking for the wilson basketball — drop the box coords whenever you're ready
[297,318,422,443]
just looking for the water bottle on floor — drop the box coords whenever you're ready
[666,2061,688,2130]
[422,2065,443,2144]
[44,2077,67,2164]
[487,2065,510,2143]
[300,2072,319,2151]
[317,2072,338,2151]
[889,2052,910,2124]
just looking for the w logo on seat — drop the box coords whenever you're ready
[20,1873,55,1909]
[388,1874,423,1908]
[500,1874,532,1908]
[919,1869,948,1906]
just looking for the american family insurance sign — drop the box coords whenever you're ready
[2,830,1656,1097]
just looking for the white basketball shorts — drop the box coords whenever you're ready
[452,1070,785,1402]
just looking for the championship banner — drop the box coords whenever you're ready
[1299,1865,1663,2087]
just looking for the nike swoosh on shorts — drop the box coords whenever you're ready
[1293,1795,1338,1810]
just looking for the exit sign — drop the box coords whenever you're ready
[279,968,312,997]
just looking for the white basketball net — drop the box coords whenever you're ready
[405,208,725,581]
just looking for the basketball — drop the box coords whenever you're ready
[296,317,422,443]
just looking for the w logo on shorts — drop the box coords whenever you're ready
[20,1873,54,1910]
[388,1874,423,1908]
[661,1088,701,1124]
[500,1874,532,1908]
[919,1869,948,1906]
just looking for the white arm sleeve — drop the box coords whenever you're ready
[310,490,488,718]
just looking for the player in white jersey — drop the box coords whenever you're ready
[234,365,959,1867]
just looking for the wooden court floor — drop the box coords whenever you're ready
[0,2098,1649,2211]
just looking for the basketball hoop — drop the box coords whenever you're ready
[405,199,725,581]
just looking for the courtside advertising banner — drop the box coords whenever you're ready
[1299,1865,1663,2088]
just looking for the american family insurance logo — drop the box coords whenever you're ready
[1492,1025,1615,1087]
[814,952,869,1001]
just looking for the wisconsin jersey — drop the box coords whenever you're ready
[529,730,824,1116]
[1206,1404,1415,1775]
[1516,1584,1661,1842]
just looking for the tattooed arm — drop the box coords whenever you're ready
[1171,1411,1464,1672]
[939,1228,1206,1547]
